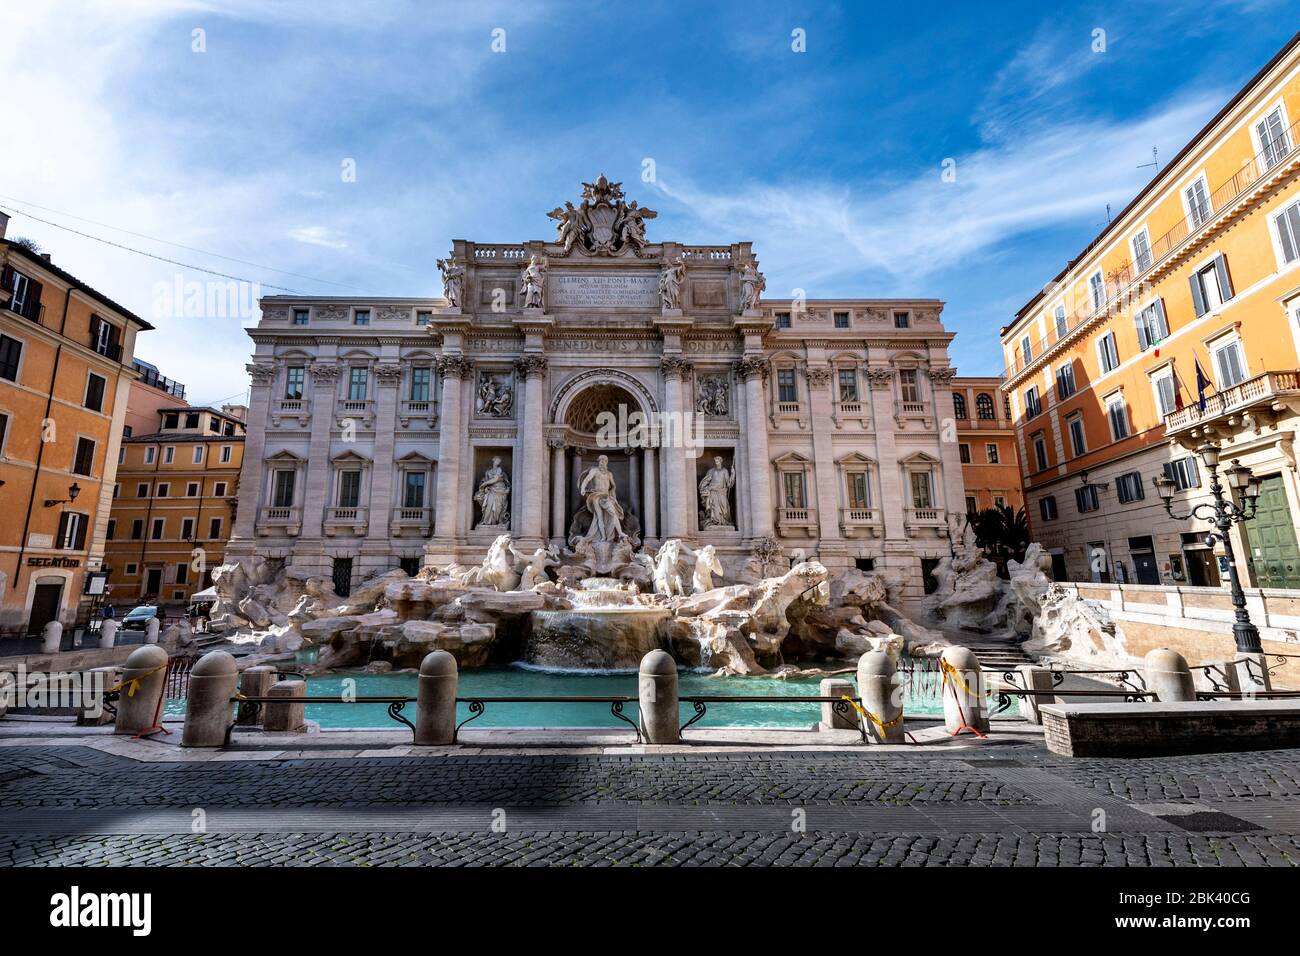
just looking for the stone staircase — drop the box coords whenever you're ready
[965,641,1037,672]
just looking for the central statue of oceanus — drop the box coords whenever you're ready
[575,454,628,543]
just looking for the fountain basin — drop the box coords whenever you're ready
[525,606,671,669]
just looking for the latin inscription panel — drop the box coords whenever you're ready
[549,273,659,308]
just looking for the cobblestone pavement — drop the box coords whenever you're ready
[2,744,1300,866]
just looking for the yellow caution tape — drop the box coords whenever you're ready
[105,661,169,698]
[840,695,903,730]
[940,659,975,696]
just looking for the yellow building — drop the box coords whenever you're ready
[0,218,152,637]
[1001,32,1300,587]
[104,404,246,608]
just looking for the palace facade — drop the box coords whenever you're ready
[227,177,967,603]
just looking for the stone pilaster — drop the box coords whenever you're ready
[804,364,844,554]
[431,355,471,547]
[515,356,549,544]
[365,363,402,555]
[229,363,276,547]
[299,363,340,541]
[928,366,966,520]
[867,366,904,541]
[549,438,567,544]
[660,356,693,539]
[735,357,774,538]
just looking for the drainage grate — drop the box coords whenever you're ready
[1157,811,1264,833]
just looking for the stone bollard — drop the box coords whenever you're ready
[857,651,905,744]
[144,618,161,645]
[819,678,858,731]
[41,621,63,654]
[78,666,120,726]
[1232,652,1273,696]
[263,680,307,732]
[1145,648,1195,703]
[113,645,170,736]
[98,619,118,650]
[414,650,458,745]
[236,666,277,726]
[638,649,680,744]
[182,651,238,747]
[940,646,989,734]
[1015,665,1058,725]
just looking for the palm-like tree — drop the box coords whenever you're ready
[966,504,1029,571]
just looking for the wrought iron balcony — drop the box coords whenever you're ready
[1162,370,1300,439]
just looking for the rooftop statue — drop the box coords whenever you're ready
[547,174,657,257]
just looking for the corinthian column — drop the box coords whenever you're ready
[735,357,774,538]
[432,355,471,542]
[515,356,548,544]
[660,356,693,538]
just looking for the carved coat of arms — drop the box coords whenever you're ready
[547,174,657,257]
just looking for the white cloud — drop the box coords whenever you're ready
[288,226,348,250]
[650,92,1223,296]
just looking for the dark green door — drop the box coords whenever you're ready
[1243,474,1300,589]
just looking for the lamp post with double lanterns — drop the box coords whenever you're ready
[1153,442,1263,654]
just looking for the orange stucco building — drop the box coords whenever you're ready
[952,376,1022,515]
[1001,32,1300,588]
[0,218,152,638]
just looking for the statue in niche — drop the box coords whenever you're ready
[659,256,685,311]
[437,254,465,308]
[695,376,729,416]
[473,457,511,528]
[738,259,765,313]
[575,454,627,543]
[476,372,513,418]
[519,254,547,310]
[698,456,736,529]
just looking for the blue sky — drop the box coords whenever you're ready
[2,0,1297,405]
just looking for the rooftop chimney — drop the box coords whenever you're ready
[0,212,8,240]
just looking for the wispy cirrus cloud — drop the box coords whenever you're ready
[652,92,1223,294]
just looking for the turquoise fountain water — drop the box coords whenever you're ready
[165,660,963,728]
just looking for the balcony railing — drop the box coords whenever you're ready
[1162,370,1300,436]
[1003,114,1300,381]
[839,507,881,538]
[255,506,301,537]
[324,505,369,536]
[399,399,437,427]
[905,507,946,532]
[391,506,432,537]
[776,506,816,535]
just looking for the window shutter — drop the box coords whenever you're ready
[73,514,87,551]
[56,512,69,549]
[1186,456,1200,488]
[1134,311,1149,350]
[1189,272,1207,317]
[89,314,101,345]
[1214,254,1234,301]
[1153,299,1168,339]
[24,280,42,320]
[1281,208,1300,263]
[1,265,12,298]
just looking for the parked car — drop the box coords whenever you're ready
[121,605,159,630]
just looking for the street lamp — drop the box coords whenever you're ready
[1153,442,1263,653]
[43,482,81,508]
